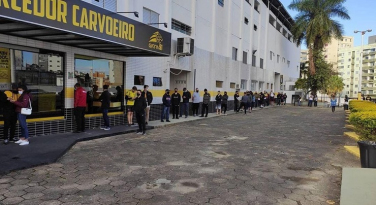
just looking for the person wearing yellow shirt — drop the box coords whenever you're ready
[125,86,137,126]
[1,84,19,144]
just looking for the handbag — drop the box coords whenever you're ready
[21,98,32,115]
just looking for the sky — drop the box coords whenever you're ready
[75,59,110,75]
[279,0,376,48]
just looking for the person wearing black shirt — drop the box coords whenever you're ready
[234,91,240,113]
[180,88,191,118]
[99,85,111,130]
[171,88,181,119]
[134,90,147,135]
[1,84,19,144]
[142,85,153,125]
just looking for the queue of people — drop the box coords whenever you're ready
[0,84,32,145]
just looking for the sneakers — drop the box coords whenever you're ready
[100,127,106,130]
[3,139,9,145]
[166,120,171,122]
[15,139,24,144]
[19,141,29,146]
[161,120,164,122]
[145,122,148,125]
[104,127,110,131]
[142,132,146,135]
[136,131,143,134]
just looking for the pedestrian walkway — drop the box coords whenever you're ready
[0,105,358,205]
[0,105,275,175]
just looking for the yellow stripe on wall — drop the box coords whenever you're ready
[66,87,74,98]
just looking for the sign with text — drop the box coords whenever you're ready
[0,0,171,55]
[0,47,11,89]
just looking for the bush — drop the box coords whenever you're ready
[349,100,376,141]
[349,100,376,112]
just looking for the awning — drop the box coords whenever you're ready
[0,0,171,57]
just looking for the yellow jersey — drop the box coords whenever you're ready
[4,91,19,101]
[126,90,136,106]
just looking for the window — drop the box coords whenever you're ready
[277,55,280,63]
[243,51,248,64]
[153,77,162,86]
[218,0,224,7]
[230,82,236,89]
[252,55,256,66]
[282,57,285,63]
[267,83,269,89]
[251,81,257,91]
[276,23,281,32]
[232,47,238,61]
[143,8,159,28]
[7,49,65,116]
[244,17,249,25]
[260,58,264,69]
[270,51,273,60]
[254,0,260,12]
[254,24,257,31]
[134,75,144,85]
[245,0,251,5]
[241,80,247,90]
[269,15,275,26]
[259,82,264,91]
[287,60,290,67]
[171,19,192,35]
[216,81,223,88]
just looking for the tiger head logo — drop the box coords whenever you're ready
[149,32,163,51]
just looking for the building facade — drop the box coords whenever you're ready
[0,0,300,138]
[323,36,354,72]
[338,43,376,98]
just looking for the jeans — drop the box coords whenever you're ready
[74,107,86,132]
[308,100,313,107]
[161,106,170,121]
[332,106,335,112]
[102,109,109,128]
[17,113,29,139]
[314,101,317,107]
[180,103,189,117]
[3,111,17,140]
[201,104,209,117]
[221,104,227,114]
[136,111,146,133]
[192,103,199,115]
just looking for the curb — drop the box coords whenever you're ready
[344,132,360,141]
[344,146,360,158]
[345,124,356,130]
[148,106,277,129]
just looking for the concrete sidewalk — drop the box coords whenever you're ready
[340,168,376,205]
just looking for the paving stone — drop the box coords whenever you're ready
[0,107,360,204]
[2,196,24,205]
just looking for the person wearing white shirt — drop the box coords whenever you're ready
[192,88,201,116]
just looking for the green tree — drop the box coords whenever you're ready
[295,53,334,95]
[325,75,345,95]
[289,0,350,75]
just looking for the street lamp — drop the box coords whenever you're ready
[354,29,372,98]
[148,23,168,28]
[117,11,139,18]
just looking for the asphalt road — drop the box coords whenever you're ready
[0,106,359,205]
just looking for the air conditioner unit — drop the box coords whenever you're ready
[176,37,194,56]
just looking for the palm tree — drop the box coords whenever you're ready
[289,0,350,75]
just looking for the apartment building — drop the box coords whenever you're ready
[338,43,376,97]
[323,36,354,71]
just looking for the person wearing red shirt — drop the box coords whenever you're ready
[74,83,87,133]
